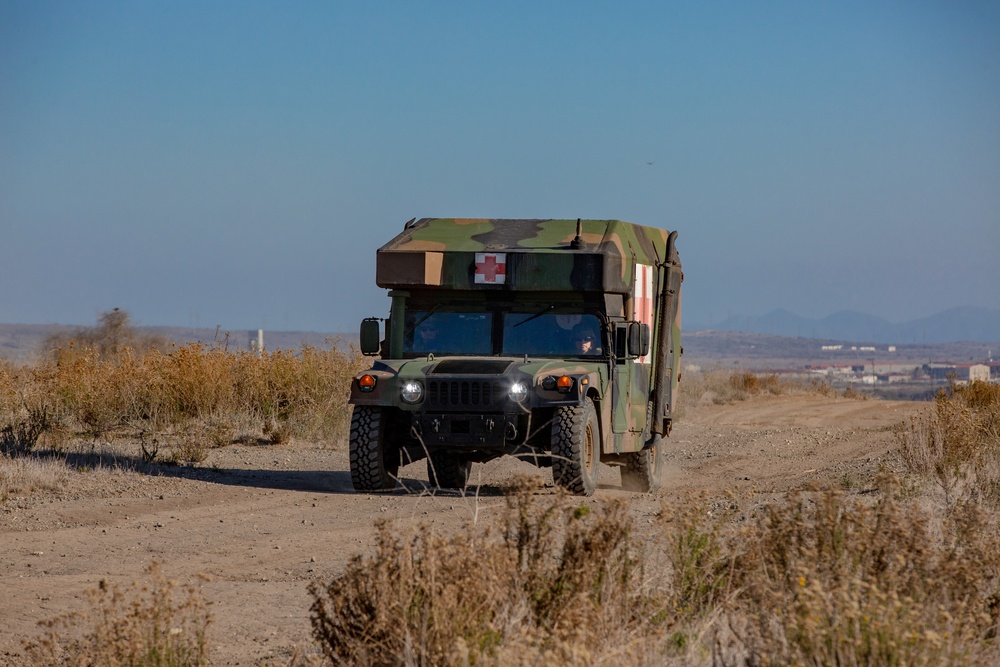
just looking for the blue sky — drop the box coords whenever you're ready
[2,1,998,333]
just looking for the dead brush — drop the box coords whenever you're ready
[682,370,811,405]
[1,362,65,455]
[728,481,1000,666]
[160,343,236,420]
[237,343,368,443]
[308,478,665,666]
[898,380,1000,507]
[46,343,160,442]
[24,561,213,666]
[661,497,735,624]
[0,454,72,500]
[0,405,53,457]
[730,371,782,396]
[0,359,16,413]
[167,438,210,465]
[5,312,368,459]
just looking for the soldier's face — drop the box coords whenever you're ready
[575,334,594,353]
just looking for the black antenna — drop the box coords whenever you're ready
[571,218,584,249]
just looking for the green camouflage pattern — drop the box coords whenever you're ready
[376,218,671,293]
[353,217,682,458]
[350,356,638,452]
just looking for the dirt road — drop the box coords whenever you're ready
[0,395,923,665]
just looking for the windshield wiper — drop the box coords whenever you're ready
[512,305,554,329]
[405,304,442,335]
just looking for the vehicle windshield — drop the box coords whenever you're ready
[502,312,603,357]
[402,308,603,358]
[404,311,492,355]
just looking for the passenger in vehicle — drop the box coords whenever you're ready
[414,320,443,352]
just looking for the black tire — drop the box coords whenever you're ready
[349,406,399,492]
[426,451,472,490]
[551,397,600,496]
[621,436,663,492]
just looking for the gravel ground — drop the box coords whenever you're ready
[0,394,924,665]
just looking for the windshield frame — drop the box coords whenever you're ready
[399,301,607,359]
[402,309,493,357]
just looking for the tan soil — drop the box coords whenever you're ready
[0,395,924,665]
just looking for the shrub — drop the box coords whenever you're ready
[0,405,53,457]
[681,369,825,406]
[663,499,734,622]
[308,479,662,666]
[1,312,368,451]
[43,308,169,359]
[24,562,213,666]
[898,380,1000,507]
[730,483,1000,666]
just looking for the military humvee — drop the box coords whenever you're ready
[349,218,682,496]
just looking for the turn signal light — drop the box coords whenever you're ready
[556,375,573,393]
[358,375,377,392]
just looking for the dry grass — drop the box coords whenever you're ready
[0,311,367,464]
[22,474,1000,666]
[307,477,1000,666]
[898,380,1000,507]
[41,308,169,358]
[309,478,662,666]
[729,481,1000,666]
[24,562,213,666]
[680,369,834,407]
[0,454,72,501]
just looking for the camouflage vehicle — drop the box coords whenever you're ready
[349,218,682,496]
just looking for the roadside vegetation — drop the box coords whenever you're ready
[23,562,212,666]
[678,368,853,410]
[307,475,999,666]
[5,331,998,665]
[0,310,366,464]
[305,377,1000,666]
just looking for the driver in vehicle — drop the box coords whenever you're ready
[572,325,601,356]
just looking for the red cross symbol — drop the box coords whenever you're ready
[475,253,506,284]
[634,264,654,363]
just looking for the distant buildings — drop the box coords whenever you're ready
[925,363,991,383]
[810,342,995,386]
[802,360,994,386]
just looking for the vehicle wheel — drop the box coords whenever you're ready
[426,451,472,490]
[349,406,399,492]
[551,397,600,496]
[621,436,663,492]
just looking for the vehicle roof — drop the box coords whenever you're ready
[375,218,675,293]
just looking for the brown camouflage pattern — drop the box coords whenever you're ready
[355,217,682,456]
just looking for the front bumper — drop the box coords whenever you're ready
[412,412,523,447]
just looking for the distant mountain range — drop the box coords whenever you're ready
[702,306,1000,344]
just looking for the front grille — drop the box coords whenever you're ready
[427,379,505,410]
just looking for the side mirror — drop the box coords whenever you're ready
[359,318,381,356]
[628,322,650,358]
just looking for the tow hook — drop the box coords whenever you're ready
[505,422,518,440]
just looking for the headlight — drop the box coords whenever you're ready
[401,381,423,404]
[509,381,528,402]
